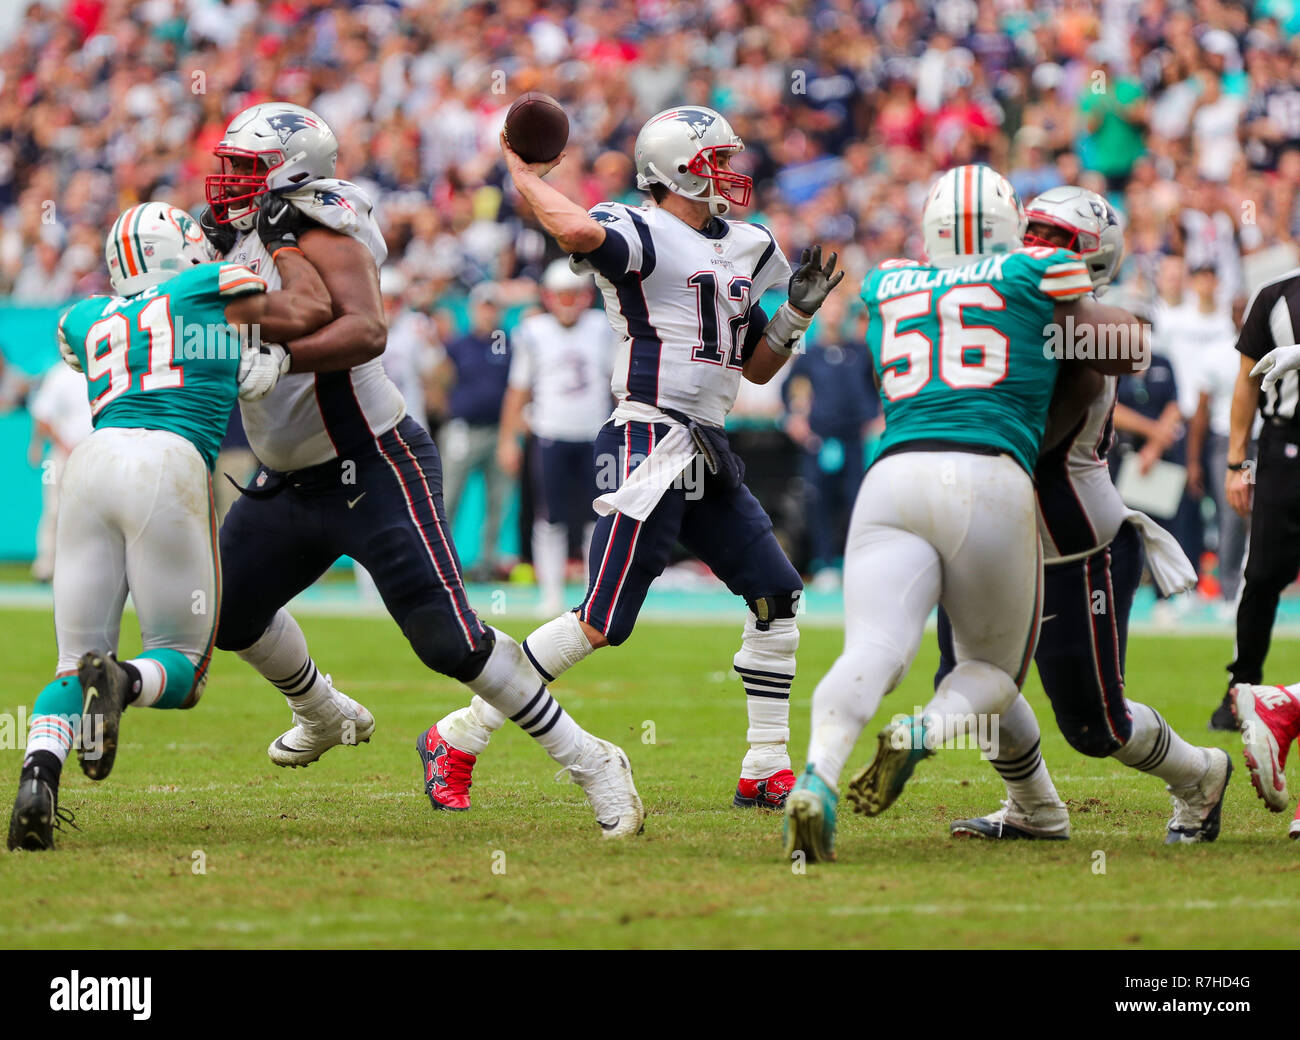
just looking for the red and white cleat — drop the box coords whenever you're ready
[1233,683,1300,814]
[1291,802,1300,841]
[417,725,476,812]
[734,769,797,809]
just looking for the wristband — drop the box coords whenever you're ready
[271,246,304,261]
[1226,460,1248,471]
[763,301,813,357]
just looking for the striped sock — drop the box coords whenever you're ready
[467,630,585,766]
[237,609,331,710]
[1112,700,1205,788]
[992,738,1059,807]
[28,714,76,763]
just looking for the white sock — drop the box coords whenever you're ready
[734,613,796,777]
[466,628,586,766]
[237,608,332,713]
[532,520,567,609]
[520,610,594,684]
[126,658,166,708]
[1112,699,1207,788]
[987,694,1062,807]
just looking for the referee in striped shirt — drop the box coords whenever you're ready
[1214,268,1300,729]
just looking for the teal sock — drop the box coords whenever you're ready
[130,649,198,709]
[27,675,84,763]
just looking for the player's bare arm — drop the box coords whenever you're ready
[496,385,531,477]
[280,227,388,372]
[1054,297,1148,373]
[222,246,332,341]
[1041,364,1104,451]
[501,133,605,254]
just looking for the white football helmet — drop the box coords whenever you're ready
[105,202,214,297]
[634,107,751,216]
[921,165,1026,265]
[206,102,338,229]
[1024,186,1125,290]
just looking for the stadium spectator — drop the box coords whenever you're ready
[439,281,511,579]
[26,359,92,582]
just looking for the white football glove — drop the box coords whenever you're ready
[1250,344,1300,393]
[57,325,83,373]
[237,343,290,401]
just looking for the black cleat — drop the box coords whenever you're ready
[1208,692,1237,732]
[77,651,131,780]
[7,766,76,851]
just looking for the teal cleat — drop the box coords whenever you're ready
[846,715,935,817]
[783,766,839,863]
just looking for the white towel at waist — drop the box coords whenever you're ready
[593,418,696,522]
[1123,508,1198,596]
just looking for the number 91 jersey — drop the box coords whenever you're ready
[572,203,792,427]
[863,246,1092,474]
[58,261,262,470]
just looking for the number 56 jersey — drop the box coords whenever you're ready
[572,202,792,427]
[862,246,1093,474]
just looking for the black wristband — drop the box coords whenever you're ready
[1227,461,1249,471]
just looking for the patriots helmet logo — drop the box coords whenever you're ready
[312,187,355,213]
[669,107,717,141]
[265,111,321,146]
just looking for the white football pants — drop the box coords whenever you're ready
[53,427,219,673]
[807,450,1043,786]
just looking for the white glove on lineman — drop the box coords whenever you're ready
[1250,344,1300,393]
[237,343,290,401]
[57,325,83,373]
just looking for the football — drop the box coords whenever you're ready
[503,92,569,164]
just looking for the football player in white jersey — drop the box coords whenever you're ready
[937,186,1232,844]
[498,260,615,616]
[201,102,644,838]
[427,106,844,812]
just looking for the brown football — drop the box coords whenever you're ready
[503,92,569,164]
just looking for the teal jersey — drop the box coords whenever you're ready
[862,247,1093,473]
[59,262,267,470]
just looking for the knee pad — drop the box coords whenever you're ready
[744,591,802,631]
[404,605,495,681]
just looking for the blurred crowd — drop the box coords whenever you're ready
[1,0,1298,586]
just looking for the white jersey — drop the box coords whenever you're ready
[507,309,614,442]
[1034,375,1129,563]
[227,182,405,471]
[573,202,793,427]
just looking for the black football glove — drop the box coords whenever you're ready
[199,205,236,256]
[787,244,844,315]
[256,194,315,254]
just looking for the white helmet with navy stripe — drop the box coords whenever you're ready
[105,202,215,298]
[1025,185,1125,290]
[922,165,1026,266]
[634,106,752,216]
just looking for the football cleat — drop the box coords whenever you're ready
[557,737,644,839]
[783,766,838,863]
[267,677,375,767]
[1290,802,1300,841]
[416,725,475,811]
[1165,748,1232,844]
[846,715,935,817]
[735,769,797,809]
[7,765,76,852]
[951,797,1070,840]
[77,651,131,781]
[1234,684,1299,813]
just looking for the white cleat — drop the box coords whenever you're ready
[1166,748,1232,844]
[267,677,376,768]
[950,797,1070,840]
[558,737,645,839]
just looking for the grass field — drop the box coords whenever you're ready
[1,604,1297,950]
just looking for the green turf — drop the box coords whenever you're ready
[0,606,1296,949]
